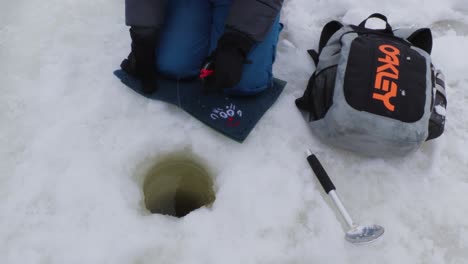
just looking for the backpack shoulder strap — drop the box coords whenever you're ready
[319,20,344,52]
[307,20,344,66]
[297,21,344,117]
[307,49,319,65]
[394,28,433,54]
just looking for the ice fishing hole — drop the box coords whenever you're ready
[143,153,216,218]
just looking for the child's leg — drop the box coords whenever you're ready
[210,0,282,95]
[156,0,212,79]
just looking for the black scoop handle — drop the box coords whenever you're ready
[307,154,336,194]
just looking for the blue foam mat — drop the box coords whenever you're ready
[114,70,286,142]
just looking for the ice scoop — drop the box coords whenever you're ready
[306,150,385,244]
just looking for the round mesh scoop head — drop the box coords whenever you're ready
[345,224,385,244]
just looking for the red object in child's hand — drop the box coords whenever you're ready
[200,61,215,79]
[200,68,214,79]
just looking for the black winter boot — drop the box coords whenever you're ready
[121,26,159,94]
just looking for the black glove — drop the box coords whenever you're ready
[121,26,159,94]
[202,30,255,93]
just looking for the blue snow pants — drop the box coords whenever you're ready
[156,0,281,95]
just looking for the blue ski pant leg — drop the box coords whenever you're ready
[210,0,282,95]
[156,0,281,95]
[156,0,211,79]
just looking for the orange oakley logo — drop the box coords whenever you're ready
[373,44,400,112]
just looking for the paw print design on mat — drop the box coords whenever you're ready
[210,104,243,127]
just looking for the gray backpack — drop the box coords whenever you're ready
[296,14,447,157]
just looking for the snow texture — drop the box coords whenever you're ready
[435,105,447,116]
[1,0,468,263]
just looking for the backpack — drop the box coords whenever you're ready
[295,13,447,157]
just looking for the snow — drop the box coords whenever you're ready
[435,105,447,116]
[1,0,468,263]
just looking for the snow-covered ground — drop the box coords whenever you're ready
[1,0,468,263]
